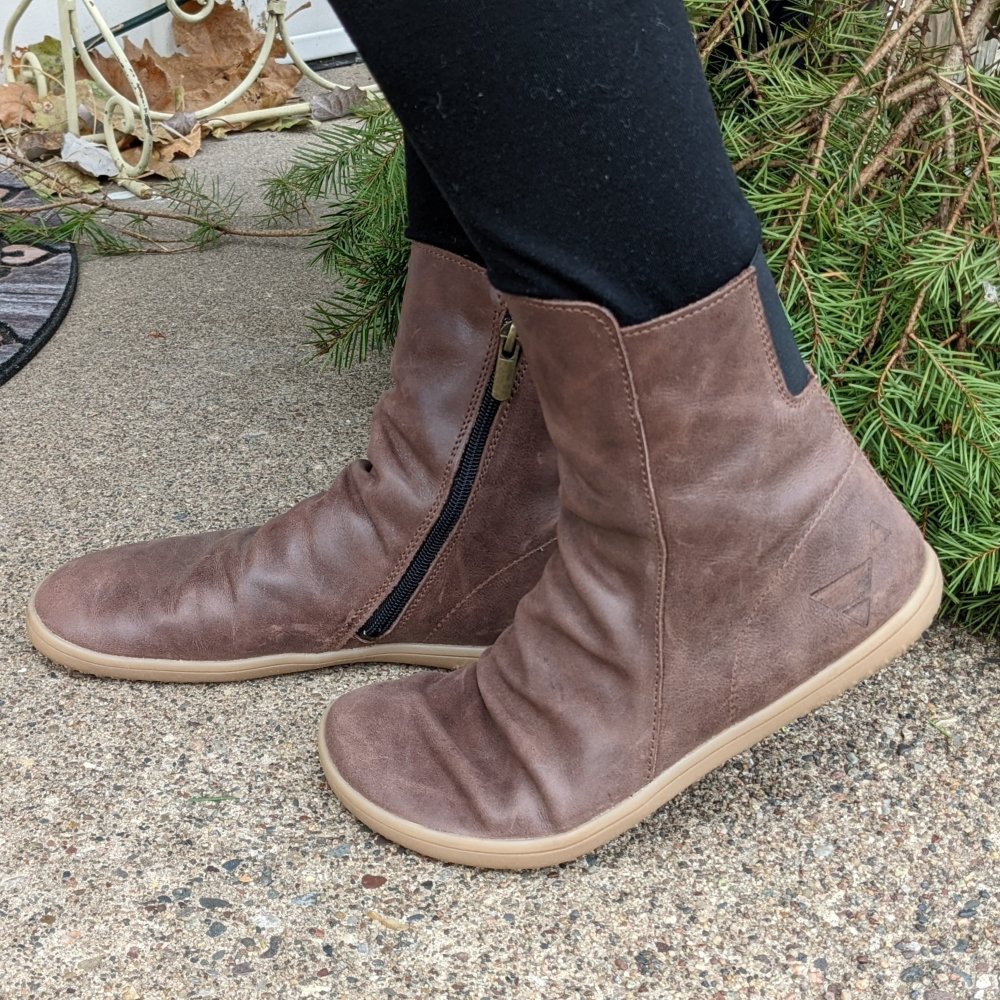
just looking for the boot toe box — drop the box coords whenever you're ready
[30,531,229,660]
[323,671,488,838]
[321,666,567,844]
[322,677,440,819]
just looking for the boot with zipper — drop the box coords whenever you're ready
[319,258,943,868]
[27,242,559,682]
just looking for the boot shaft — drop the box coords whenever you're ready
[508,265,928,775]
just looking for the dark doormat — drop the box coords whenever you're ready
[0,170,79,387]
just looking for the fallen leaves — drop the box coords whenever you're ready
[25,36,63,82]
[16,129,63,162]
[310,86,368,121]
[61,132,117,178]
[1,0,371,193]
[31,93,69,133]
[119,120,204,179]
[87,2,301,120]
[153,121,203,160]
[0,82,38,128]
[20,160,102,197]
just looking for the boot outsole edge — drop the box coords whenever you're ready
[26,595,484,682]
[319,543,944,869]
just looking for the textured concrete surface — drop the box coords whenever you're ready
[1,71,999,1000]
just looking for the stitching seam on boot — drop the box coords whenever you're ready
[613,327,668,785]
[419,243,490,277]
[509,296,670,786]
[620,269,753,339]
[425,538,557,640]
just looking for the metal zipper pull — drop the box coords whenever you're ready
[491,318,521,402]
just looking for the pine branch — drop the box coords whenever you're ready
[259,100,409,369]
[0,153,323,252]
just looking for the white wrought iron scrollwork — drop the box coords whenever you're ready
[4,0,47,95]
[164,0,215,24]
[3,0,372,183]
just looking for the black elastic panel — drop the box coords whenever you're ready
[752,246,810,396]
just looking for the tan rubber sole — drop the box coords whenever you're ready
[25,596,484,682]
[319,543,943,869]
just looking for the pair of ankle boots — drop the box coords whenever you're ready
[28,242,942,869]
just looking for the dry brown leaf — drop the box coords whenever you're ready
[84,1,301,122]
[151,122,202,160]
[0,82,38,128]
[31,94,68,132]
[309,86,368,122]
[16,37,62,84]
[162,111,198,136]
[17,130,64,161]
[85,38,185,113]
[22,160,102,196]
[242,115,310,133]
[61,132,118,177]
[120,145,186,180]
[173,0,290,71]
[147,159,185,180]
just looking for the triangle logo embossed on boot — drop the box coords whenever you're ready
[811,559,873,627]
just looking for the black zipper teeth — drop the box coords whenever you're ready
[357,356,505,641]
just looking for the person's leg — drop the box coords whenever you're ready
[330,0,808,392]
[404,140,482,265]
[334,2,760,324]
[402,3,802,268]
[319,0,942,866]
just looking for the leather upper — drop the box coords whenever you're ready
[324,264,928,839]
[32,243,559,661]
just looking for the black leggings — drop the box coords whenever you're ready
[331,0,797,334]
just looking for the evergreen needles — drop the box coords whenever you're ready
[0,160,303,252]
[262,99,408,369]
[696,0,1000,632]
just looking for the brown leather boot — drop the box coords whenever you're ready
[319,262,943,868]
[27,243,559,681]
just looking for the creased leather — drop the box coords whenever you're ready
[323,264,929,840]
[388,359,560,646]
[32,243,559,662]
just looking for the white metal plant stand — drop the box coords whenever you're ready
[3,0,368,180]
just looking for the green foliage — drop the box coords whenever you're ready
[262,99,408,369]
[693,0,1000,632]
[290,1,1000,631]
[0,168,245,253]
